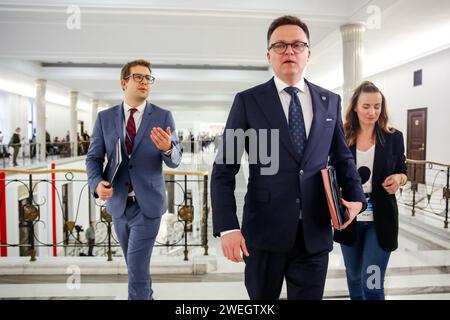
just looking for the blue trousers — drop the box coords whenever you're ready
[113,202,161,300]
[340,222,391,300]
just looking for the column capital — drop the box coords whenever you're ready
[35,78,47,88]
[340,23,366,41]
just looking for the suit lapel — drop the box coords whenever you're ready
[131,101,153,155]
[114,104,127,155]
[372,135,387,189]
[301,80,329,167]
[254,78,300,163]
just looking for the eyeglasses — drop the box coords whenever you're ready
[268,41,309,54]
[124,73,155,84]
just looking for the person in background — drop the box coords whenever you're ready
[85,222,96,256]
[334,81,407,300]
[8,127,21,166]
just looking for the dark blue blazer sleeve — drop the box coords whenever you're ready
[211,93,247,236]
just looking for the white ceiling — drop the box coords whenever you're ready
[0,0,449,110]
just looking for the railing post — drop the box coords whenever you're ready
[411,163,417,216]
[28,173,36,261]
[444,167,449,229]
[202,175,209,256]
[107,221,112,261]
[51,163,57,256]
[0,172,7,256]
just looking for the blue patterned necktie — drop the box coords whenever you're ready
[284,86,307,159]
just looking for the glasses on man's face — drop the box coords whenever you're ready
[268,41,309,54]
[124,73,155,84]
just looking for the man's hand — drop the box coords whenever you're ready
[340,199,363,230]
[96,180,113,201]
[150,127,172,152]
[382,174,402,195]
[221,231,250,263]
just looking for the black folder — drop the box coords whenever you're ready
[321,166,349,230]
[103,138,122,187]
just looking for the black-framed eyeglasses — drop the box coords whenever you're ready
[268,41,309,54]
[124,73,155,84]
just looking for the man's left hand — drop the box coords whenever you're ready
[340,199,363,230]
[150,127,172,152]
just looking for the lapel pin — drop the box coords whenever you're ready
[321,96,327,101]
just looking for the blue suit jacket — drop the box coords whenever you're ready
[86,102,182,219]
[211,78,365,254]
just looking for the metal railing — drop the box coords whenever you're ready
[398,159,450,228]
[0,168,210,261]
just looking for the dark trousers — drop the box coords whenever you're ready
[12,146,20,165]
[87,239,95,256]
[244,221,329,300]
[113,202,161,300]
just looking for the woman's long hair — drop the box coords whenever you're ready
[344,81,394,146]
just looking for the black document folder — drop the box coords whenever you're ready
[103,138,122,187]
[321,166,349,230]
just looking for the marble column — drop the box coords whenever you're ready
[91,99,99,134]
[35,79,47,162]
[340,23,366,108]
[69,91,78,157]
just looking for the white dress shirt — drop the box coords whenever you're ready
[221,76,314,236]
[273,76,313,138]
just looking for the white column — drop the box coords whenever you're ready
[91,99,99,133]
[69,91,78,157]
[340,23,366,108]
[35,79,47,162]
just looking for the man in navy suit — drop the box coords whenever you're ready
[86,59,182,300]
[211,16,366,300]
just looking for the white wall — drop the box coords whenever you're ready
[0,92,92,143]
[366,48,450,164]
[331,48,450,165]
[171,108,229,137]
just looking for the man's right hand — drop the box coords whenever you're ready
[96,181,113,201]
[221,231,249,263]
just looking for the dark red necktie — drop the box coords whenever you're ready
[125,108,137,192]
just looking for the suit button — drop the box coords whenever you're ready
[129,165,133,169]
[296,198,300,204]
[299,170,304,176]
[125,182,129,186]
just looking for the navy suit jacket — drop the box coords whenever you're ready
[86,102,182,219]
[211,78,366,254]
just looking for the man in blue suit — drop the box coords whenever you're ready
[86,59,182,300]
[211,16,366,300]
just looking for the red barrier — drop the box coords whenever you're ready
[0,172,7,256]
[51,163,57,256]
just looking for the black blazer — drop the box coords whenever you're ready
[334,129,407,252]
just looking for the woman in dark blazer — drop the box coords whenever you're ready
[334,81,407,300]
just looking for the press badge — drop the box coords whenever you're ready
[357,197,374,222]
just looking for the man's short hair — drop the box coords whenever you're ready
[120,59,152,81]
[267,15,310,47]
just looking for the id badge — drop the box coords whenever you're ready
[357,197,374,222]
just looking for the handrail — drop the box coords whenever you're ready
[406,159,450,168]
[0,168,208,176]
